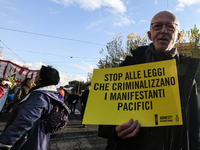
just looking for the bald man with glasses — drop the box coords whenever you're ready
[98,10,200,150]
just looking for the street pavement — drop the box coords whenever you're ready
[47,103,107,150]
[0,102,107,150]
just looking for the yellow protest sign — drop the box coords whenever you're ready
[82,59,183,127]
[7,72,16,89]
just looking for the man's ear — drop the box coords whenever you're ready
[176,33,181,42]
[147,31,152,41]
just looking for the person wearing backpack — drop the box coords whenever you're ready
[0,65,69,150]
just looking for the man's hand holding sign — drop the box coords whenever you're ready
[82,59,182,127]
[115,119,140,139]
[93,10,200,150]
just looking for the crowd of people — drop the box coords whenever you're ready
[0,66,65,149]
[0,10,199,150]
[0,66,91,150]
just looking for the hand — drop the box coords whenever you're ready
[115,119,140,139]
[81,103,84,106]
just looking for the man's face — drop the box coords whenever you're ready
[147,11,181,52]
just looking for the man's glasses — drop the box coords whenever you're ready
[151,22,178,31]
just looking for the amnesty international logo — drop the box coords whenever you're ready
[155,115,180,123]
[83,59,183,127]
[160,115,173,122]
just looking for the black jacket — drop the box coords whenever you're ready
[98,46,200,150]
[81,89,89,107]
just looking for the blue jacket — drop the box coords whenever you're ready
[0,85,65,150]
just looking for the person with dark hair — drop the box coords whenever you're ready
[5,78,32,113]
[13,83,21,95]
[59,86,65,97]
[98,11,200,149]
[63,88,69,101]
[38,65,60,85]
[0,65,65,150]
[81,82,91,127]
[67,91,79,114]
[3,78,31,134]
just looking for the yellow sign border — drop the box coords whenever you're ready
[83,59,183,127]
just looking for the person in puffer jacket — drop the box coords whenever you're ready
[0,65,65,150]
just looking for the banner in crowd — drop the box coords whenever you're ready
[8,72,16,89]
[0,60,38,83]
[82,59,183,127]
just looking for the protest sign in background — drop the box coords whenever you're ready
[0,60,38,83]
[82,59,183,127]
[7,72,16,89]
